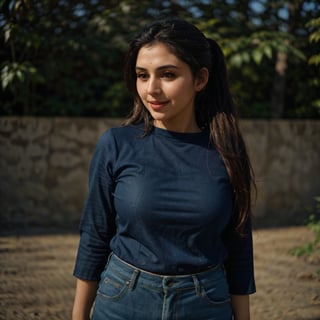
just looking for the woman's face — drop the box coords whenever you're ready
[135,42,207,132]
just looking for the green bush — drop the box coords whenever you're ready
[289,216,320,257]
[289,197,320,258]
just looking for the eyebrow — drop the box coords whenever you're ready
[135,65,179,71]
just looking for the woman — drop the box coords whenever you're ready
[72,17,256,320]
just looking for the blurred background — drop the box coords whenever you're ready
[1,0,320,118]
[0,0,320,233]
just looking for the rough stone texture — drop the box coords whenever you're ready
[0,117,319,232]
[240,120,320,227]
[0,117,123,232]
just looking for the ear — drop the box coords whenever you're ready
[195,68,209,92]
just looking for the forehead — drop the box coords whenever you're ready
[136,42,181,66]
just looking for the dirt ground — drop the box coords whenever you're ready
[0,226,319,320]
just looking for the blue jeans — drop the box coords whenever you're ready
[92,253,232,320]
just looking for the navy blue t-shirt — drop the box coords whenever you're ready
[73,124,256,295]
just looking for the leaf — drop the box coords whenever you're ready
[16,70,24,81]
[252,49,263,65]
[4,27,11,43]
[290,46,307,61]
[1,66,14,89]
[229,53,243,68]
[241,51,251,64]
[263,45,273,59]
[309,31,320,43]
[306,17,320,28]
[308,55,320,66]
[289,243,314,257]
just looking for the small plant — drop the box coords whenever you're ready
[289,214,320,257]
[289,197,320,258]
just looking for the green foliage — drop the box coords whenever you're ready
[289,198,320,257]
[221,31,306,68]
[197,0,320,119]
[0,0,320,118]
[307,17,320,65]
[304,17,320,115]
[1,61,43,89]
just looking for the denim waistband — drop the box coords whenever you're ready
[106,253,222,292]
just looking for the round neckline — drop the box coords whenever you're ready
[152,126,208,142]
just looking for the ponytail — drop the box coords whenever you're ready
[124,18,256,234]
[197,38,256,234]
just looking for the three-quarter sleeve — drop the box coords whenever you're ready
[73,130,117,280]
[222,216,256,295]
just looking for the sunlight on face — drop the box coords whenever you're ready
[136,42,206,132]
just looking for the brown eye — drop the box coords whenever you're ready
[162,72,176,79]
[136,73,148,80]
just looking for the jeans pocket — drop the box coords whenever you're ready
[97,268,130,301]
[199,277,230,305]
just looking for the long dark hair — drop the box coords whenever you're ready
[123,17,255,233]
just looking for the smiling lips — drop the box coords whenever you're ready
[148,100,169,111]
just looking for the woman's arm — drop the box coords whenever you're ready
[231,294,250,320]
[72,279,98,320]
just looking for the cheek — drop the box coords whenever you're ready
[136,82,145,99]
[167,80,194,97]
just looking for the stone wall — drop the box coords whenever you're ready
[241,120,320,227]
[0,117,123,233]
[0,117,319,233]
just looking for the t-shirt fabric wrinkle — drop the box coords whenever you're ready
[73,124,256,295]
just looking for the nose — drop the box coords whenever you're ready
[147,76,161,95]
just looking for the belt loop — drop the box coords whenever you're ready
[128,269,140,290]
[192,275,202,296]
